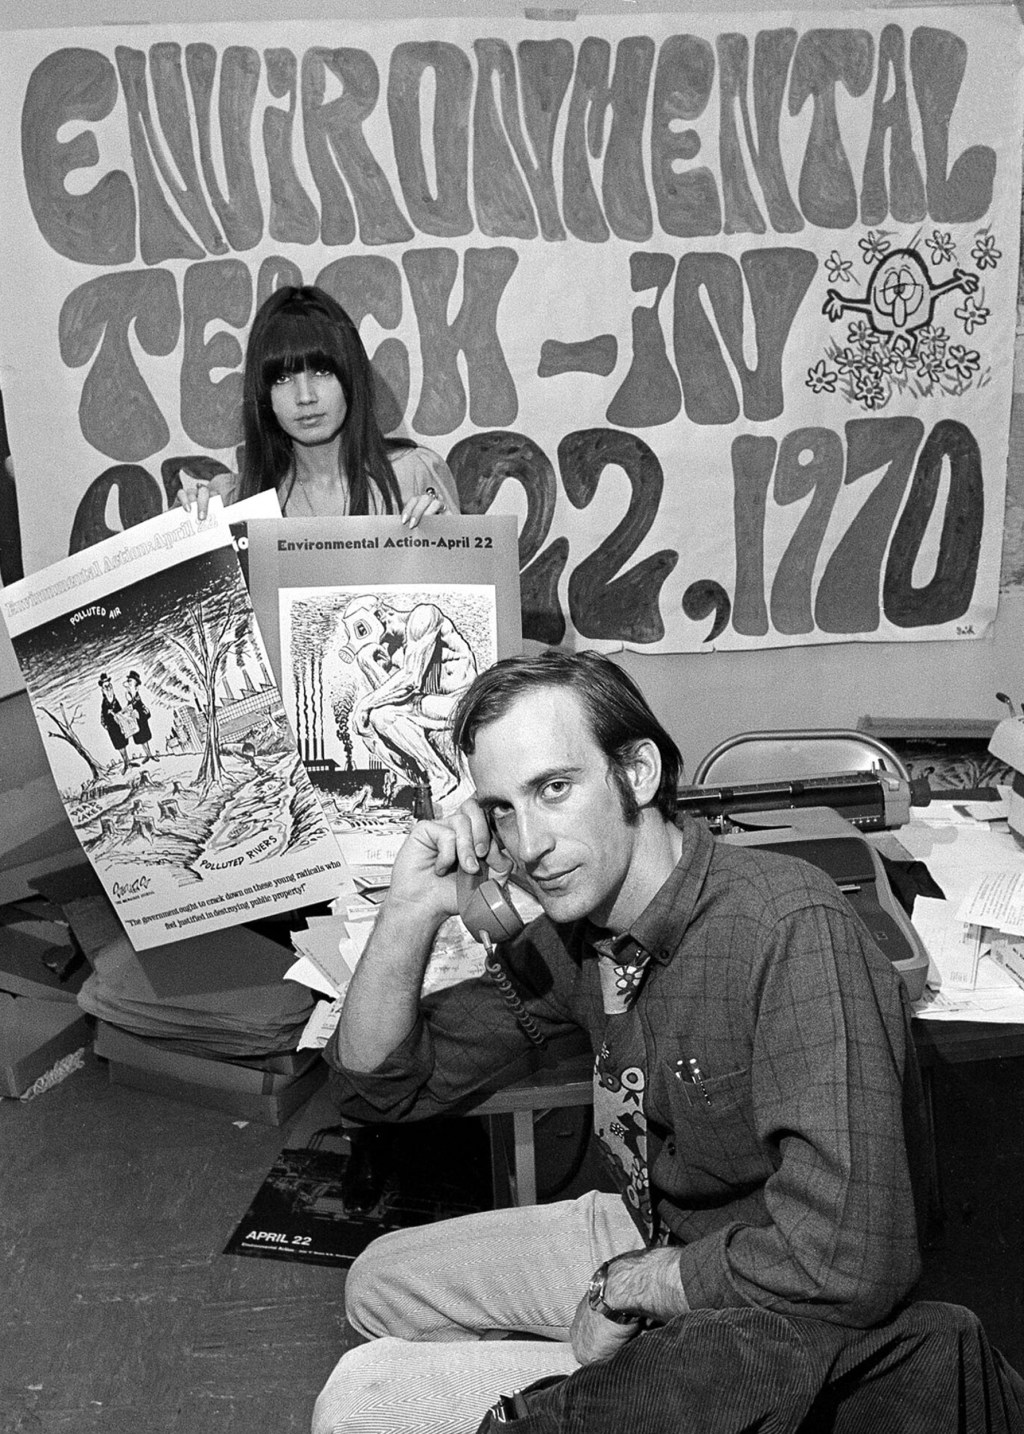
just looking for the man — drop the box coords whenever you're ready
[98,673,133,774]
[312,651,990,1433]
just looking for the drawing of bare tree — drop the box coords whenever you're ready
[147,598,252,788]
[39,700,102,782]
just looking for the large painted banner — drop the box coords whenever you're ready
[0,9,1021,653]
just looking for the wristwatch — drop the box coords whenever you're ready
[586,1259,642,1324]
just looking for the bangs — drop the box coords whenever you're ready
[257,307,343,388]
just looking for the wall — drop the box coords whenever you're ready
[1,0,1021,773]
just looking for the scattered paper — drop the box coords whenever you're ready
[991,939,1024,992]
[284,956,342,1000]
[919,798,1009,826]
[421,917,487,998]
[911,896,982,990]
[352,866,396,892]
[290,922,356,997]
[913,952,1024,1021]
[955,870,1024,936]
[298,999,344,1049]
[914,989,974,1017]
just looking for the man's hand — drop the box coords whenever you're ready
[569,1293,641,1365]
[335,796,502,1074]
[385,796,499,927]
[569,1248,690,1364]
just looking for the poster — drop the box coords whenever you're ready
[246,512,520,861]
[223,1121,492,1268]
[0,11,1021,653]
[0,499,350,948]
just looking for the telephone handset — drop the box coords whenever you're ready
[456,865,525,946]
[455,865,544,1048]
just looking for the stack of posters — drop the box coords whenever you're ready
[76,922,316,1056]
[0,498,351,951]
[93,1018,326,1126]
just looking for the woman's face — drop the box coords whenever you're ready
[270,367,348,447]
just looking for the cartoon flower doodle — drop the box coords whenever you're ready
[858,230,892,264]
[806,360,837,394]
[825,250,854,284]
[947,344,981,381]
[972,232,1002,271]
[915,348,945,386]
[853,369,887,409]
[925,231,956,266]
[917,325,949,359]
[954,295,990,336]
[876,344,909,381]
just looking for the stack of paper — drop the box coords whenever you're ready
[77,924,315,1056]
[901,796,1024,1023]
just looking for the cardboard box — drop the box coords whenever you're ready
[0,993,92,1097]
[93,1021,318,1092]
[0,916,87,1003]
[105,1056,326,1125]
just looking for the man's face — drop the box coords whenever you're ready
[467,686,649,930]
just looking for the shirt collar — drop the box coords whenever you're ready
[581,815,714,966]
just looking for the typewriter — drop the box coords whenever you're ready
[675,770,930,1001]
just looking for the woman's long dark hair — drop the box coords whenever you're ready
[239,285,407,513]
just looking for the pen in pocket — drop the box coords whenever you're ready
[675,1056,713,1106]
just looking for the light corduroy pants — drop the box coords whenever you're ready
[312,1190,642,1434]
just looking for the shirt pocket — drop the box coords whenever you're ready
[656,1063,772,1193]
[672,1062,750,1115]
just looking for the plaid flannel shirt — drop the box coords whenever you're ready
[326,816,925,1328]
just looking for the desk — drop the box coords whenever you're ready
[914,1020,1024,1067]
[472,1053,593,1206]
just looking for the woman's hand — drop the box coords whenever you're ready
[400,487,448,528]
[176,467,236,520]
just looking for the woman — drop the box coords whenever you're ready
[179,285,459,525]
[180,285,460,1214]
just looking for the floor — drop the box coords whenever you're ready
[1,1053,355,1434]
[2,1042,1023,1433]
